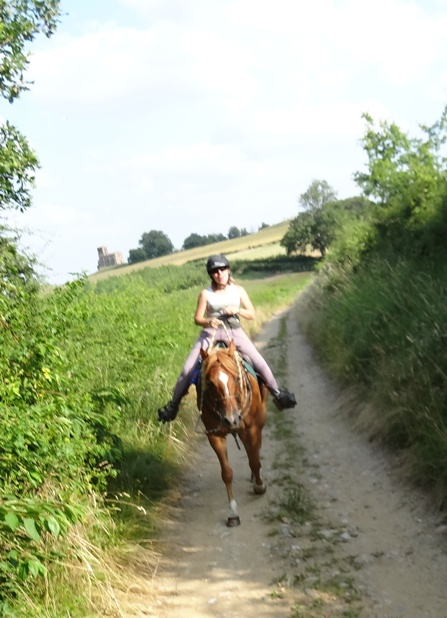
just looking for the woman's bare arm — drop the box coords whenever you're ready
[236,286,256,321]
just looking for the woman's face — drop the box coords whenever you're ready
[210,266,230,286]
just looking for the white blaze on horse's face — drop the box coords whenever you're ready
[218,370,230,396]
[218,369,241,427]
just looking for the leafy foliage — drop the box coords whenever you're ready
[0,0,61,213]
[0,122,39,211]
[353,108,447,259]
[127,246,147,264]
[0,496,82,590]
[298,179,337,212]
[0,243,117,609]
[0,0,61,103]
[128,229,174,263]
[182,232,205,249]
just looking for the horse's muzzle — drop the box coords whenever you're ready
[222,412,242,429]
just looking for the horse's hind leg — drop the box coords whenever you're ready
[207,435,241,527]
[243,427,266,495]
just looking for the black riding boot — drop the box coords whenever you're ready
[158,400,179,423]
[272,388,297,411]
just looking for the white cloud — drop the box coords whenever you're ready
[129,143,249,174]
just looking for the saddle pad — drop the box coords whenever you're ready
[242,359,258,380]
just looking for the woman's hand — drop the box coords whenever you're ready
[223,305,239,316]
[208,317,222,329]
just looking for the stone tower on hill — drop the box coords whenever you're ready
[97,246,124,270]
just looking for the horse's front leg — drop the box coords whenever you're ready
[207,434,241,527]
[242,426,266,495]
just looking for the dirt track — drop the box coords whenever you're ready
[126,300,447,617]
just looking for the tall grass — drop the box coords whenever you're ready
[302,257,447,499]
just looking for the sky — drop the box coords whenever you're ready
[2,0,447,284]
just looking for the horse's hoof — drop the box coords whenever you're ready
[227,516,241,527]
[254,483,267,495]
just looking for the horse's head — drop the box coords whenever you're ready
[200,340,246,429]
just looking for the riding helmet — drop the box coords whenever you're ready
[206,254,230,274]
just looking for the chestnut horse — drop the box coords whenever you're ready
[198,339,268,527]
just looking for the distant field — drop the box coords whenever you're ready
[90,220,291,282]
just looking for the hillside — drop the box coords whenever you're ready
[90,220,291,282]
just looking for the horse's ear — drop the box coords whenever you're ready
[228,340,236,355]
[200,348,208,360]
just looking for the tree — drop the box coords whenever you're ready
[182,232,227,250]
[281,211,314,256]
[281,181,373,258]
[228,226,248,238]
[206,233,226,244]
[299,179,337,213]
[281,204,345,258]
[0,1,61,212]
[281,180,339,257]
[183,233,206,250]
[139,230,174,259]
[127,247,147,264]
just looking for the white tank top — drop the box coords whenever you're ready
[205,284,241,318]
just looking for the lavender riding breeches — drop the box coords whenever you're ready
[172,325,278,403]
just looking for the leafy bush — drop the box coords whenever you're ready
[0,236,123,609]
[353,108,447,260]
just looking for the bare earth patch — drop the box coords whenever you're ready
[122,300,447,617]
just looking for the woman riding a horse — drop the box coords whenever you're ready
[158,254,296,422]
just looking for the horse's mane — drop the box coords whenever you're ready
[203,347,240,379]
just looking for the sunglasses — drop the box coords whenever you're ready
[210,267,229,274]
